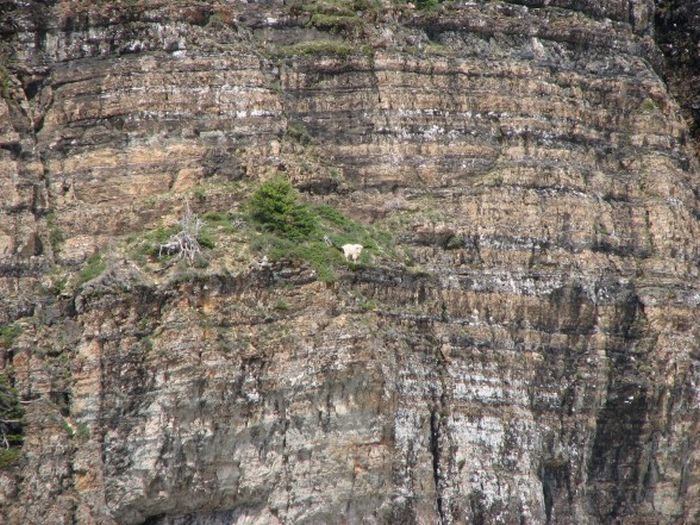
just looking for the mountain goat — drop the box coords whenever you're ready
[324,235,363,262]
[341,243,363,262]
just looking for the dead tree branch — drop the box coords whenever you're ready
[158,201,204,263]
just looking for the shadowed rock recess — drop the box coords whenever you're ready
[0,1,699,524]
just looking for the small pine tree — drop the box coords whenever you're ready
[249,176,317,240]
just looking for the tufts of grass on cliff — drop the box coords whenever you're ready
[247,176,394,282]
[120,174,395,284]
[0,323,22,349]
[76,254,107,286]
[271,40,360,59]
[291,0,381,29]
[0,373,23,469]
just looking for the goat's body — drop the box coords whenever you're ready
[341,243,363,262]
[324,235,363,262]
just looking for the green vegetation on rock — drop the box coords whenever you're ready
[400,0,445,9]
[249,176,318,240]
[639,98,658,113]
[0,446,20,468]
[0,373,23,469]
[272,40,358,58]
[0,323,22,349]
[46,212,65,252]
[286,120,314,146]
[0,65,10,99]
[77,254,106,285]
[292,0,381,29]
[247,176,395,282]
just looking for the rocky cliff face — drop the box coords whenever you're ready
[0,1,699,524]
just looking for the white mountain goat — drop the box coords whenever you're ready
[324,235,364,262]
[341,243,364,262]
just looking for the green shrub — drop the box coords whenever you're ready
[273,40,357,58]
[360,299,378,311]
[639,98,658,113]
[77,254,106,285]
[129,225,178,264]
[197,229,216,249]
[0,373,23,468]
[61,418,75,438]
[76,422,90,441]
[0,324,21,349]
[193,186,207,201]
[410,0,443,9]
[0,66,10,99]
[202,211,229,224]
[46,212,64,251]
[248,177,318,240]
[274,299,290,311]
[309,13,359,31]
[50,273,68,296]
[247,178,397,282]
[0,447,20,468]
[444,234,465,250]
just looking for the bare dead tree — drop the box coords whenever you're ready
[158,201,204,263]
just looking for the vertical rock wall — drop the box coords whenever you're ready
[0,1,698,523]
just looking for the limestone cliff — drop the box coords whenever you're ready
[0,1,699,524]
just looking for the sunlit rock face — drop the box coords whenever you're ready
[0,1,698,524]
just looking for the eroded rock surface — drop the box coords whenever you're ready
[0,1,698,524]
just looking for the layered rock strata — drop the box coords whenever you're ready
[0,1,698,524]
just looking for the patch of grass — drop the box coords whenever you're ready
[169,268,208,286]
[247,177,396,282]
[401,0,445,10]
[288,239,345,282]
[192,186,207,201]
[128,224,179,264]
[76,422,90,441]
[192,253,209,268]
[149,225,179,244]
[202,211,239,236]
[444,234,465,250]
[0,373,23,466]
[309,12,360,31]
[0,324,21,349]
[273,40,358,58]
[274,299,290,311]
[360,299,378,311]
[202,211,229,224]
[639,98,658,113]
[61,418,75,438]
[50,273,69,295]
[314,203,352,227]
[46,212,64,252]
[141,336,154,352]
[425,42,449,55]
[0,65,10,99]
[0,447,20,468]
[77,254,106,285]
[197,229,216,249]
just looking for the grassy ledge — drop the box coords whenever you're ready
[247,176,396,282]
